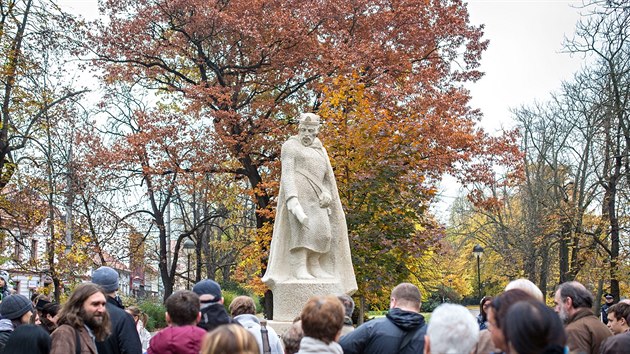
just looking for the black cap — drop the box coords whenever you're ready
[192,279,222,302]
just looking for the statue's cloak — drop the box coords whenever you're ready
[262,136,357,294]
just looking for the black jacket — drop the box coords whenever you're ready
[197,302,238,332]
[339,308,427,354]
[95,296,142,354]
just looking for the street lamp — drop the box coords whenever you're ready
[472,244,484,300]
[183,239,195,289]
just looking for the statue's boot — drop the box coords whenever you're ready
[292,249,315,279]
[294,263,315,279]
[308,256,333,278]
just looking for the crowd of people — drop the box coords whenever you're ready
[0,268,628,354]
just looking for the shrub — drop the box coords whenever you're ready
[139,299,167,331]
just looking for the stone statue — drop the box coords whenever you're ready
[262,113,357,302]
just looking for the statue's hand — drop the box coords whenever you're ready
[288,197,308,225]
[319,192,332,208]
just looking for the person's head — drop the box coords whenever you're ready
[297,113,320,147]
[42,302,60,320]
[488,289,532,352]
[0,271,9,288]
[165,290,201,326]
[33,295,50,318]
[504,300,566,354]
[553,281,593,323]
[391,283,422,312]
[201,323,259,354]
[193,279,224,304]
[606,302,630,334]
[91,266,119,295]
[424,303,479,354]
[337,294,355,319]
[126,305,148,326]
[229,295,256,317]
[0,294,34,327]
[2,324,51,354]
[282,320,304,354]
[300,295,345,344]
[479,296,492,320]
[57,282,111,341]
[505,279,544,302]
[604,293,614,304]
[40,302,60,331]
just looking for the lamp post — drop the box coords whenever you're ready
[183,239,195,289]
[472,244,484,300]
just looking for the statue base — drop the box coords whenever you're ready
[268,278,345,321]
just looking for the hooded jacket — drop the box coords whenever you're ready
[339,308,427,354]
[197,303,238,332]
[147,325,207,354]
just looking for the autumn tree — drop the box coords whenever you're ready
[76,83,222,300]
[316,73,517,311]
[564,0,630,301]
[0,0,87,191]
[85,0,491,303]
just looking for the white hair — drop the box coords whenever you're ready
[427,303,479,354]
[505,278,544,302]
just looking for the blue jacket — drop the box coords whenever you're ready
[339,308,427,354]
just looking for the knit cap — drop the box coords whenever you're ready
[91,266,119,293]
[0,294,33,320]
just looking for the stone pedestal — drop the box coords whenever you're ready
[269,278,345,321]
[265,320,295,336]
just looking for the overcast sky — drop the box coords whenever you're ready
[433,0,588,220]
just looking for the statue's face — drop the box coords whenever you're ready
[298,124,319,146]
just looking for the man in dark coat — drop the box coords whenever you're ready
[91,266,142,354]
[339,283,427,354]
[601,293,615,324]
[192,279,238,332]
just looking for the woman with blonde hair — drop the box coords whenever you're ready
[201,324,259,354]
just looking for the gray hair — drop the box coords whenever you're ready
[557,281,593,309]
[336,294,355,318]
[427,303,479,354]
[505,279,544,302]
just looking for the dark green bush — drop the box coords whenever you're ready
[138,299,167,331]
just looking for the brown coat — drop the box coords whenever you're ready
[565,308,612,354]
[51,324,98,354]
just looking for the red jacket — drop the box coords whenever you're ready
[148,325,206,354]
